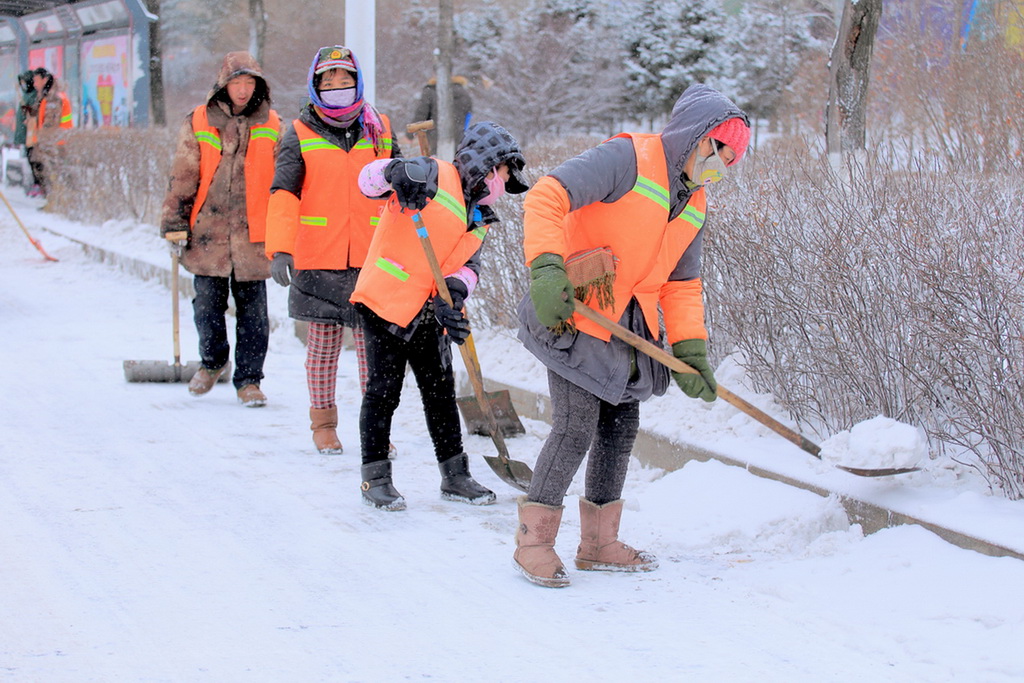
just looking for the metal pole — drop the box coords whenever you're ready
[435,0,455,160]
[345,0,376,103]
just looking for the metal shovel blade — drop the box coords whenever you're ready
[123,360,231,384]
[457,391,526,437]
[835,465,921,477]
[482,453,533,492]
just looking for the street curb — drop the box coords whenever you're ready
[463,378,1024,563]
[57,233,1023,563]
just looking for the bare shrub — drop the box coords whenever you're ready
[39,127,176,225]
[706,145,1024,498]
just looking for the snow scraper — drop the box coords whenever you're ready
[573,300,918,477]
[123,249,231,384]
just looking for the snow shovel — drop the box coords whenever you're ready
[411,211,532,492]
[572,299,919,478]
[123,248,230,384]
[1,186,58,262]
[407,120,434,155]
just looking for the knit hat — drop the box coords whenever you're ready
[707,117,750,165]
[313,46,357,75]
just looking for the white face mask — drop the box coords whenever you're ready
[477,169,506,206]
[691,144,728,185]
[319,87,357,108]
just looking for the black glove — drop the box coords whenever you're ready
[386,158,435,211]
[271,252,294,287]
[444,277,469,310]
[434,295,470,344]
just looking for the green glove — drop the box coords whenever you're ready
[671,339,717,402]
[529,253,575,328]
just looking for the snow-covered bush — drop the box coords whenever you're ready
[39,127,176,225]
[706,141,1024,499]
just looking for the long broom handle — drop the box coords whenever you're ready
[171,250,181,366]
[572,299,822,457]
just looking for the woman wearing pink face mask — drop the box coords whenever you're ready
[264,46,400,455]
[350,122,528,510]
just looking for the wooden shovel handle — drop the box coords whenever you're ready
[407,120,434,156]
[571,299,822,457]
[412,213,511,462]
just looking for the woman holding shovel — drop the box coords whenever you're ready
[351,121,529,510]
[264,46,399,454]
[514,84,750,587]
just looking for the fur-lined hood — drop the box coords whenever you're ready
[206,51,271,115]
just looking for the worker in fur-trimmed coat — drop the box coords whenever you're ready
[160,51,280,407]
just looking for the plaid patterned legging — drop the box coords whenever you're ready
[306,321,368,409]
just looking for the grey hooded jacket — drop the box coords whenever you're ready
[517,84,748,405]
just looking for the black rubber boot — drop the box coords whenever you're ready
[361,460,406,511]
[438,453,496,505]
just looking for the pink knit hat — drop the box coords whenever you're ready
[707,117,750,165]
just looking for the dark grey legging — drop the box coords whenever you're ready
[528,370,640,507]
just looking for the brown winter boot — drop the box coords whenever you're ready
[575,498,658,572]
[513,497,570,588]
[310,407,343,454]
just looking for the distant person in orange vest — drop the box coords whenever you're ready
[265,45,400,455]
[25,67,72,198]
[513,84,751,588]
[160,52,280,407]
[351,121,529,510]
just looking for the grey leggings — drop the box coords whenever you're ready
[528,370,640,507]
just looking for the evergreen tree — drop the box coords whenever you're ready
[619,0,728,122]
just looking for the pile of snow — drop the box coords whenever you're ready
[819,415,927,471]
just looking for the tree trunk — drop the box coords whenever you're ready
[145,0,165,126]
[435,0,455,161]
[249,0,266,64]
[825,0,882,154]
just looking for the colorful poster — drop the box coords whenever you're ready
[28,45,63,78]
[79,35,130,127]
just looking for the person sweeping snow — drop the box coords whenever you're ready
[352,122,529,510]
[514,83,751,587]
[160,52,279,407]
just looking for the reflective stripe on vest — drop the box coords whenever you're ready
[351,160,485,327]
[288,114,393,269]
[559,132,707,341]
[189,105,280,242]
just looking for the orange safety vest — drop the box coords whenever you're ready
[532,133,708,342]
[190,105,280,242]
[351,161,485,327]
[30,91,73,146]
[264,117,392,270]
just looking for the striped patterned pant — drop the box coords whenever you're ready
[306,321,368,409]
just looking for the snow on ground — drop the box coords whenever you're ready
[2,194,1023,681]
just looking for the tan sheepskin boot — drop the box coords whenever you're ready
[513,497,570,588]
[310,407,343,454]
[575,498,658,572]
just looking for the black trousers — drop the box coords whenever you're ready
[528,369,640,507]
[358,307,462,465]
[192,274,269,390]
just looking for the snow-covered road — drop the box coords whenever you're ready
[2,202,1022,681]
